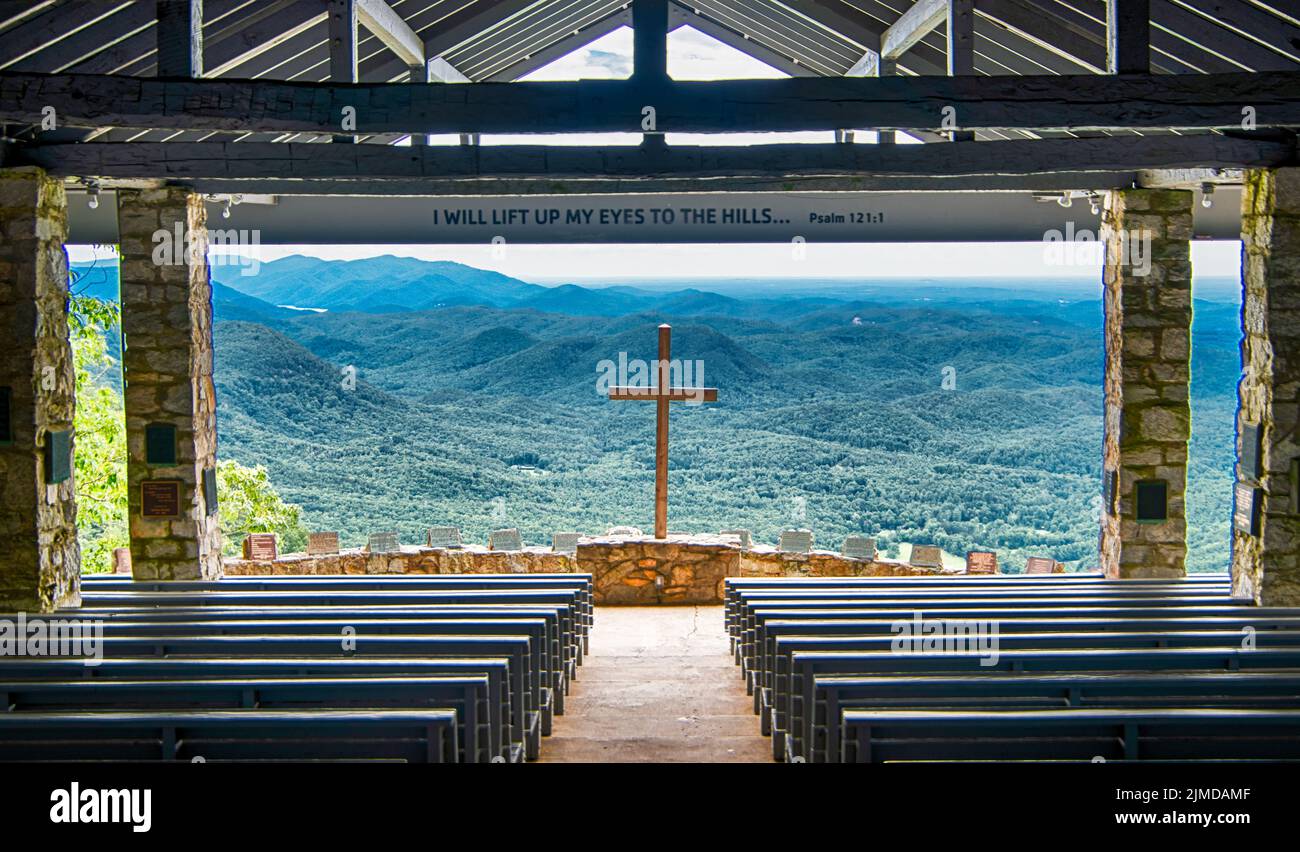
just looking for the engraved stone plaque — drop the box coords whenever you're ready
[489,528,523,551]
[551,532,581,553]
[427,526,463,549]
[909,544,944,568]
[1234,483,1262,536]
[307,531,340,555]
[367,531,401,553]
[1024,556,1057,575]
[778,529,813,554]
[842,535,877,560]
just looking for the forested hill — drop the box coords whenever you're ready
[137,255,1242,573]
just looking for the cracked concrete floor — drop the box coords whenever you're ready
[537,606,771,763]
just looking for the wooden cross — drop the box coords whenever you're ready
[608,324,718,539]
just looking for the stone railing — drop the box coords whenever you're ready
[223,534,959,604]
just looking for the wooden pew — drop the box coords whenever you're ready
[0,676,496,763]
[839,707,1300,763]
[82,574,595,652]
[89,605,580,688]
[815,671,1300,764]
[0,657,520,762]
[85,616,568,723]
[0,709,460,763]
[783,647,1300,763]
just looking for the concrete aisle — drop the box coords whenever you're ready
[538,606,770,763]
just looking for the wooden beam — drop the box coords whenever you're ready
[15,135,1293,185]
[1108,0,1150,74]
[633,0,668,83]
[422,0,537,59]
[356,0,421,66]
[328,0,357,82]
[948,0,975,142]
[948,0,974,75]
[328,0,356,143]
[5,69,1300,134]
[155,0,202,78]
[882,0,947,61]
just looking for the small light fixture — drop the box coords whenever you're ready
[1057,193,1072,208]
[1089,193,1101,215]
[85,179,100,210]
[1201,183,1215,209]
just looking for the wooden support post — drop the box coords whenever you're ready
[155,0,203,78]
[0,167,80,610]
[1100,188,1193,578]
[408,59,428,146]
[948,0,975,142]
[633,0,669,84]
[329,0,357,143]
[655,324,671,539]
[1108,0,1150,74]
[1233,168,1300,605]
[878,58,896,144]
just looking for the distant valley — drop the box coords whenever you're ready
[72,256,1242,571]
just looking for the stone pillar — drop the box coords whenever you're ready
[118,188,222,580]
[1233,169,1300,605]
[1099,188,1194,578]
[0,167,80,610]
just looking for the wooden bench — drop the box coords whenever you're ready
[814,671,1300,764]
[839,707,1300,763]
[82,574,595,652]
[782,647,1300,763]
[0,675,496,763]
[749,615,1300,697]
[0,656,521,762]
[0,709,460,762]
[86,616,568,723]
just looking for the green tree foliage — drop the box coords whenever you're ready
[70,288,127,573]
[215,460,309,557]
[68,258,309,568]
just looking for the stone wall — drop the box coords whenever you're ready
[1099,189,1193,579]
[0,167,80,612]
[1234,169,1300,605]
[221,535,949,604]
[118,189,222,580]
[738,547,947,578]
[226,546,573,576]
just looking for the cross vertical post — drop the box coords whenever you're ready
[655,324,671,538]
[608,323,718,540]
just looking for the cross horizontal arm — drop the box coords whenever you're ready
[608,387,718,402]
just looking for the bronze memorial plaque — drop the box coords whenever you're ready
[965,550,998,575]
[243,533,278,561]
[1024,556,1057,575]
[140,480,182,518]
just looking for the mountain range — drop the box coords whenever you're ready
[71,256,1242,571]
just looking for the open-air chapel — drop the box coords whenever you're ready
[2,0,1300,776]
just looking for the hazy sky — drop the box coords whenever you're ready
[67,25,1244,281]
